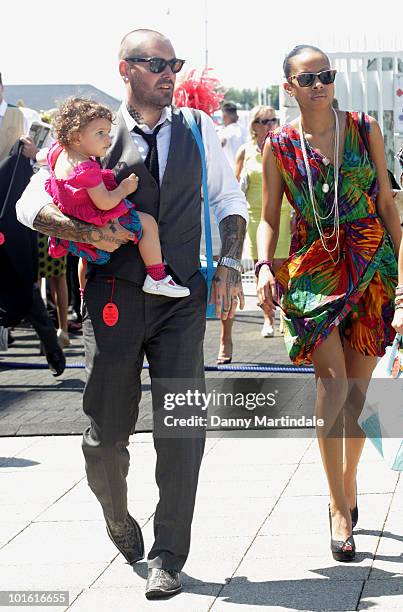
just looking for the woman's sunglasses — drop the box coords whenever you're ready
[125,56,185,74]
[254,118,278,125]
[288,69,337,88]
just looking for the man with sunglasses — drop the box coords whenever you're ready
[16,28,248,600]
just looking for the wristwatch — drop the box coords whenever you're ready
[217,256,244,273]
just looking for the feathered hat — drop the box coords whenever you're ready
[174,67,225,117]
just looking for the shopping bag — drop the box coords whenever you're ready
[358,334,403,470]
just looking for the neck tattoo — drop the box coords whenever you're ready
[127,104,145,124]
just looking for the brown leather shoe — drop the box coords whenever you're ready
[105,513,144,564]
[145,569,182,599]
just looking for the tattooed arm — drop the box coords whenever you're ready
[33,204,135,252]
[210,214,246,320]
[16,168,134,251]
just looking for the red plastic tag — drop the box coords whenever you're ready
[102,302,119,327]
[0,232,4,246]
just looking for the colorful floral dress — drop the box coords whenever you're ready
[270,112,397,365]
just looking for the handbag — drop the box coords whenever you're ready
[181,107,217,319]
[358,333,403,471]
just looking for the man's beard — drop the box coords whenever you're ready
[137,79,174,109]
[150,88,174,109]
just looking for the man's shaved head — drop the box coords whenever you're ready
[119,29,171,60]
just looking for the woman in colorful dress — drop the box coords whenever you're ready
[256,45,401,561]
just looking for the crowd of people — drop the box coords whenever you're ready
[1,27,403,601]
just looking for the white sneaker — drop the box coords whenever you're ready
[142,274,190,298]
[261,321,274,338]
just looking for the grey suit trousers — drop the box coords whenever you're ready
[81,272,207,571]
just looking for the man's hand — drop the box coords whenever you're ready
[209,265,245,320]
[20,136,39,160]
[33,204,135,251]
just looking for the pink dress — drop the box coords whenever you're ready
[45,143,142,263]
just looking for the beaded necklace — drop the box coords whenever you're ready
[299,108,340,265]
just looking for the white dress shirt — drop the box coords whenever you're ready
[218,121,246,170]
[16,103,248,229]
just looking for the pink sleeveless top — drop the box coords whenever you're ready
[45,142,131,226]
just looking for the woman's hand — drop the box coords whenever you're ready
[256,265,276,317]
[392,308,403,335]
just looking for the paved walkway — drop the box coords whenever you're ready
[0,433,401,611]
[0,293,402,610]
[0,298,305,436]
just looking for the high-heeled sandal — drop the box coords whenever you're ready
[328,506,356,562]
[217,342,233,365]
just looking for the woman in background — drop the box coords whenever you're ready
[217,106,292,363]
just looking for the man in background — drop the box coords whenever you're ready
[0,72,65,375]
[219,101,246,170]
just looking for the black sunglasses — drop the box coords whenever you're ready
[254,118,278,125]
[125,56,185,74]
[288,69,337,87]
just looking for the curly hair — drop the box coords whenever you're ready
[52,97,113,146]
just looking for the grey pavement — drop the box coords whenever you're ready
[0,292,401,610]
[0,290,314,436]
[0,432,401,611]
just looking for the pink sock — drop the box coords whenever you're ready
[79,288,84,299]
[146,263,167,281]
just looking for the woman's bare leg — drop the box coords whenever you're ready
[49,275,69,333]
[78,259,87,293]
[217,317,233,364]
[343,341,377,511]
[312,327,351,542]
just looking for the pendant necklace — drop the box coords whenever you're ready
[299,108,340,265]
[304,134,334,193]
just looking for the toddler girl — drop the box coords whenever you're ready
[45,97,189,298]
